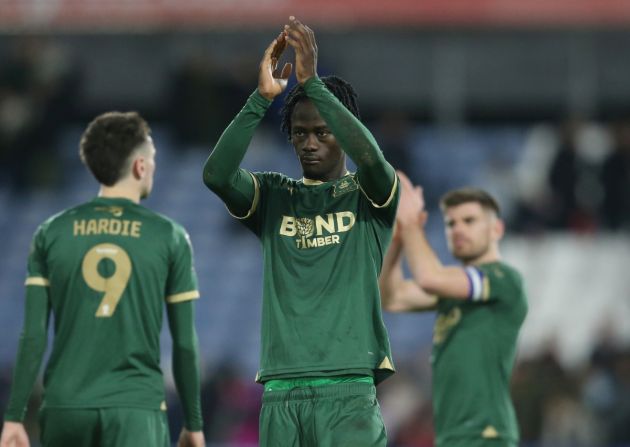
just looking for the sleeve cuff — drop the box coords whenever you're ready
[185,420,204,432]
[303,76,324,94]
[3,411,26,423]
[359,174,398,209]
[166,291,200,304]
[251,89,273,108]
[24,277,49,287]
[226,172,260,220]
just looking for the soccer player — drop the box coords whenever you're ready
[0,112,205,447]
[202,17,398,447]
[379,172,528,447]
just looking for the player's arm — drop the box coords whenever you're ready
[379,226,438,312]
[166,300,204,438]
[202,33,292,218]
[285,17,395,205]
[397,172,472,300]
[3,285,51,427]
[165,226,205,437]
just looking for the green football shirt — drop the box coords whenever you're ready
[25,196,199,410]
[432,261,528,446]
[236,171,398,384]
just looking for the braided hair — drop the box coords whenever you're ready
[280,75,360,139]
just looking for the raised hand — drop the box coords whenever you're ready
[258,32,293,100]
[396,170,428,228]
[284,16,317,84]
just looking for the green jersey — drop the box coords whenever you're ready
[203,77,399,386]
[25,196,199,411]
[238,172,398,384]
[432,261,527,446]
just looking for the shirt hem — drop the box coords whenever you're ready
[41,401,165,411]
[257,363,393,383]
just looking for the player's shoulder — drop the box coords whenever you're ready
[36,202,86,234]
[135,207,194,251]
[479,261,524,289]
[141,207,189,236]
[478,261,521,278]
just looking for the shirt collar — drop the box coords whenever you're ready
[302,171,350,186]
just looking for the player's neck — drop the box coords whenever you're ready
[303,168,349,184]
[98,181,142,204]
[462,247,501,267]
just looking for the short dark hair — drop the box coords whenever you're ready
[439,188,501,217]
[280,75,360,138]
[79,111,151,186]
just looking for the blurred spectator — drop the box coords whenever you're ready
[379,360,432,444]
[511,125,557,233]
[547,119,601,232]
[475,146,521,225]
[600,118,630,231]
[390,403,434,447]
[0,37,80,192]
[374,110,416,181]
[512,347,571,444]
[609,351,630,444]
[582,337,621,445]
[167,52,253,149]
[540,392,599,447]
[200,364,261,444]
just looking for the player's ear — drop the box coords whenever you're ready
[131,156,146,180]
[492,217,505,241]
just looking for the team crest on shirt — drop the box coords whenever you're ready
[433,307,462,344]
[332,176,358,197]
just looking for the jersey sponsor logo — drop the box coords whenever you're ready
[279,212,356,249]
[73,218,142,238]
[296,217,314,238]
[433,307,462,345]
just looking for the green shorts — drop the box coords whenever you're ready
[39,407,170,447]
[259,382,387,447]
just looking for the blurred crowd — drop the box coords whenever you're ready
[2,37,629,233]
[512,118,630,234]
[513,342,630,447]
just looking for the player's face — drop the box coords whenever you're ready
[138,137,156,199]
[290,99,346,182]
[443,202,500,263]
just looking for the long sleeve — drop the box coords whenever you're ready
[202,90,272,217]
[4,286,50,422]
[167,300,203,431]
[304,77,396,206]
